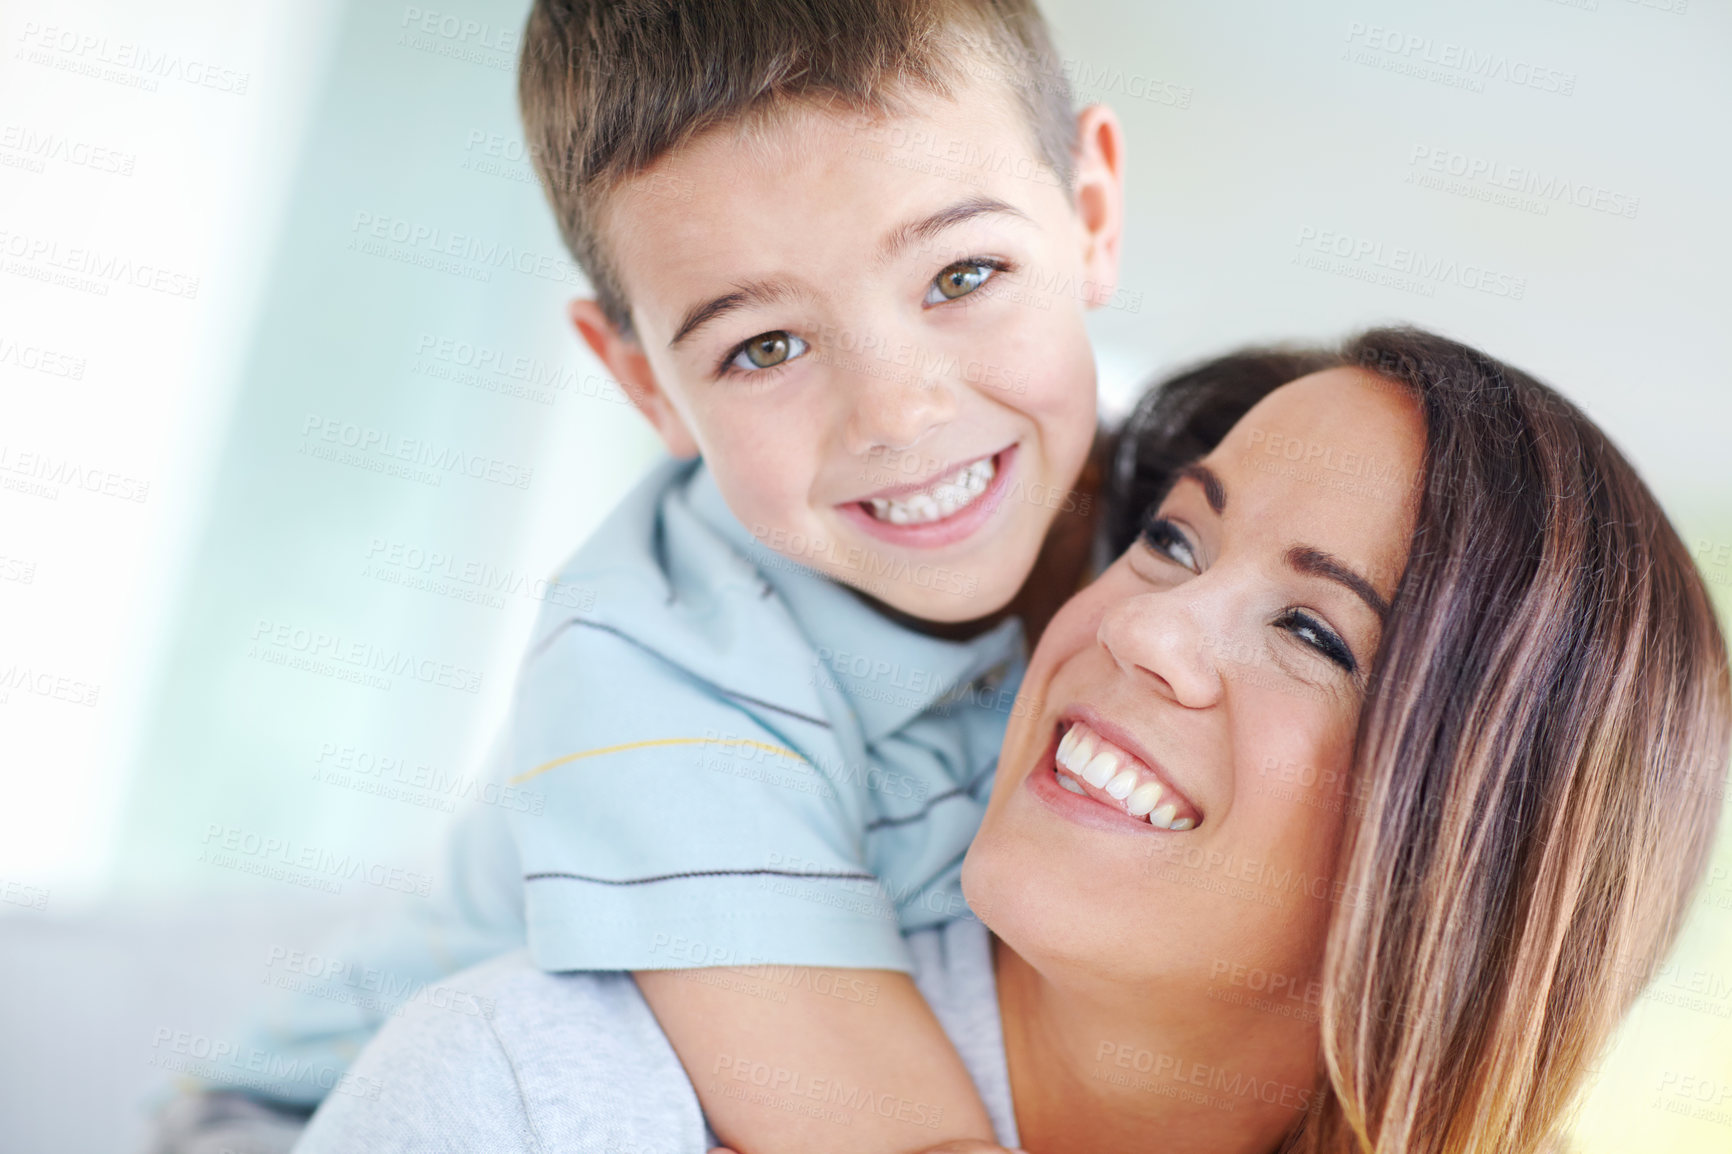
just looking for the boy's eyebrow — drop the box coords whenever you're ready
[666,197,1028,351]
[878,196,1031,260]
[669,278,806,349]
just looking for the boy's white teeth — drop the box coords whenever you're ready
[865,454,996,525]
[1053,720,1196,830]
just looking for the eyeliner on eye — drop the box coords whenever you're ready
[1139,516,1198,571]
[1278,609,1356,674]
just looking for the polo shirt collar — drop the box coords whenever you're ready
[686,462,1025,742]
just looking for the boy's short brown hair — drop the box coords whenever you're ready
[518,0,1076,335]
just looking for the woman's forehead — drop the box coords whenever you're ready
[1192,368,1424,580]
[1230,367,1422,457]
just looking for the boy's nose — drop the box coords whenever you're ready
[841,366,958,455]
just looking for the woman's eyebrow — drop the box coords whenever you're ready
[1173,463,1386,617]
[1287,545,1390,621]
[1176,463,1226,514]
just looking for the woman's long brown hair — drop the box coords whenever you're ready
[1111,327,1731,1154]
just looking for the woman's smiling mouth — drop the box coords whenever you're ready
[1030,715,1203,832]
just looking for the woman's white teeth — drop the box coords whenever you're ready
[1082,750,1120,789]
[1054,720,1195,830]
[1069,728,1099,767]
[1104,769,1139,800]
[866,455,995,525]
[1125,781,1164,817]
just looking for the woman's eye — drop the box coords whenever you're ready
[924,260,999,305]
[1139,517,1199,572]
[726,331,807,374]
[1276,610,1357,674]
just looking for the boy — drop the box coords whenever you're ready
[168,1,1124,1150]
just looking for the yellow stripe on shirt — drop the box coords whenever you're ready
[510,736,809,785]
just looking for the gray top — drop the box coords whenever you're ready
[293,918,1018,1153]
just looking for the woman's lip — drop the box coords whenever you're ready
[834,444,1018,550]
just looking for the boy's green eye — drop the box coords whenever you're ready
[926,260,995,304]
[745,333,791,367]
[727,331,807,373]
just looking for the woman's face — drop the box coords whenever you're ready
[964,367,1423,998]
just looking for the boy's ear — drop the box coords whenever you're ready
[567,298,700,459]
[1070,103,1127,309]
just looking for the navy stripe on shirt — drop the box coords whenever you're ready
[863,761,997,832]
[536,618,833,730]
[525,867,878,886]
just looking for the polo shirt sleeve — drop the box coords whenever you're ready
[505,619,915,975]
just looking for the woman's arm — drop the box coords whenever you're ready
[637,966,997,1154]
[710,1136,1018,1143]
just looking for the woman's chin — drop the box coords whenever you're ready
[961,821,1124,971]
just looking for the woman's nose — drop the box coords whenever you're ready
[1096,586,1224,708]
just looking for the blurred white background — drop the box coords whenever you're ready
[1,0,1727,1150]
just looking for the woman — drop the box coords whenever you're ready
[295,328,1729,1154]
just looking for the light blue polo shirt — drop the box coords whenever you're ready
[506,455,1025,974]
[197,456,1025,1111]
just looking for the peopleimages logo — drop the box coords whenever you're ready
[248,617,484,695]
[0,333,87,379]
[1341,21,1577,96]
[1405,146,1640,220]
[1292,227,1527,301]
[0,124,136,176]
[362,537,594,612]
[0,442,149,503]
[0,662,101,707]
[348,211,583,287]
[15,21,252,95]
[299,414,533,490]
[749,525,980,599]
[200,824,434,897]
[398,7,517,49]
[148,1028,381,1101]
[0,227,199,299]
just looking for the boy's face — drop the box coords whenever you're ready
[578,80,1123,623]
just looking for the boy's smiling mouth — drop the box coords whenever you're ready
[840,444,1017,548]
[864,452,998,525]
